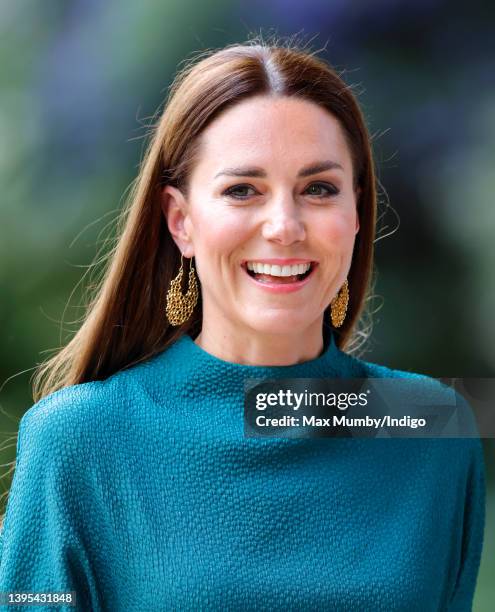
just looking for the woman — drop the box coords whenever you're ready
[0,39,485,611]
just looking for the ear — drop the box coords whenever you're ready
[160,185,194,257]
[354,186,361,234]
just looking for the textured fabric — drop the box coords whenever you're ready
[0,329,485,611]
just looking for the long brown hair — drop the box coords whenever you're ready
[32,36,377,404]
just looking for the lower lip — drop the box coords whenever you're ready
[242,264,317,293]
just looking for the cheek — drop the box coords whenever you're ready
[318,211,357,247]
[193,208,250,253]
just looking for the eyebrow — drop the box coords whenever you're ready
[214,160,344,179]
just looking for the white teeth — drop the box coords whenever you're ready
[246,262,312,276]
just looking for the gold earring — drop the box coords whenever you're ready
[165,254,199,326]
[330,278,349,328]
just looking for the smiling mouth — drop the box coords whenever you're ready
[241,262,317,284]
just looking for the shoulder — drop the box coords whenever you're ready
[343,348,436,381]
[346,346,433,380]
[345,352,456,400]
[347,352,483,456]
[18,350,174,463]
[17,370,137,460]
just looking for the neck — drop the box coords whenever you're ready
[194,317,328,367]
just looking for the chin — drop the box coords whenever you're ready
[244,311,314,336]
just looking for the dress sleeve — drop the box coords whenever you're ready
[0,405,97,611]
[448,438,486,611]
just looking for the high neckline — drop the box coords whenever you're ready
[168,324,352,379]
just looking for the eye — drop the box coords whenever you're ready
[305,182,340,198]
[222,184,257,200]
[221,181,340,201]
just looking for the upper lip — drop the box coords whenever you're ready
[241,258,316,266]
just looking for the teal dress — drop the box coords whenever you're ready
[0,329,485,611]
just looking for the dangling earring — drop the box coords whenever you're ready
[165,253,199,326]
[330,278,349,328]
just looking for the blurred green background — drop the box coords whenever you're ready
[1,0,493,608]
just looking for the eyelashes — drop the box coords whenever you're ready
[221,182,340,201]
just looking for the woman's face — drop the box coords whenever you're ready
[162,94,360,338]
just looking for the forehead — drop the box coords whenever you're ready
[194,95,352,176]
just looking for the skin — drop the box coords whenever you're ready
[161,94,360,366]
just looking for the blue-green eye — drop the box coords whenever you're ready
[305,183,339,197]
[222,184,257,199]
[222,182,340,200]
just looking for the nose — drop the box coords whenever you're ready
[261,196,306,245]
